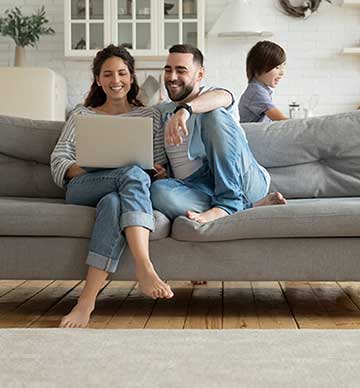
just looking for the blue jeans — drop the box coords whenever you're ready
[65,165,153,273]
[150,108,270,221]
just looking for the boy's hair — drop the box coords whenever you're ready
[246,41,286,81]
[169,44,204,66]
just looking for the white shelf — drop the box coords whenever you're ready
[343,47,360,54]
[342,1,360,53]
[342,0,360,7]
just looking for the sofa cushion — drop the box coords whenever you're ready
[171,198,360,241]
[0,198,170,241]
[243,111,360,198]
[0,115,64,198]
[0,114,63,164]
[0,154,64,198]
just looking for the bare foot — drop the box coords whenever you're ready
[59,299,95,329]
[253,192,287,207]
[136,266,174,299]
[186,207,228,224]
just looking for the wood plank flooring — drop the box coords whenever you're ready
[1,280,360,329]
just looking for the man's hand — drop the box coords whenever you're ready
[165,108,190,146]
[153,164,167,179]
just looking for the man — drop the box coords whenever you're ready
[152,44,287,224]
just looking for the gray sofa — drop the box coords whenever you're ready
[1,112,360,281]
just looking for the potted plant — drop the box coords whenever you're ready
[0,6,55,66]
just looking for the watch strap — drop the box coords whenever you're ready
[173,103,192,116]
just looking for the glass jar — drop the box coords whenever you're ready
[289,102,301,119]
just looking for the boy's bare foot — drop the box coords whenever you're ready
[253,192,287,207]
[136,266,174,299]
[186,207,228,224]
[59,299,95,329]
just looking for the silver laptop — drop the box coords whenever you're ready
[75,115,153,169]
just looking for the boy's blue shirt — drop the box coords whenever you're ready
[238,79,275,123]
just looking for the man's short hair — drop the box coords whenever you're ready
[168,44,204,67]
[246,40,286,81]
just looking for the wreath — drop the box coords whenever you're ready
[277,0,332,19]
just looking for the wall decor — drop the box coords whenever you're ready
[277,0,332,19]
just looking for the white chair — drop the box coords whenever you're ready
[0,67,67,121]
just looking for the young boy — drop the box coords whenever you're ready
[238,40,288,123]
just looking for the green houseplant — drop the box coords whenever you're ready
[0,6,55,66]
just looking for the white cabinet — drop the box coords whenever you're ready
[158,0,205,56]
[64,0,205,59]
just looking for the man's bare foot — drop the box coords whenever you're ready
[186,207,228,224]
[59,299,95,329]
[136,266,174,299]
[253,192,287,207]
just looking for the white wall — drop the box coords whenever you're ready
[0,0,359,115]
[205,0,360,116]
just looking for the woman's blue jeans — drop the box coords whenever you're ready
[65,165,153,273]
[150,108,270,221]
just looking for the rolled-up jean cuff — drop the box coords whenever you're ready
[120,211,154,232]
[86,251,119,273]
[243,202,252,210]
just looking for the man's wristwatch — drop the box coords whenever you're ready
[173,102,192,116]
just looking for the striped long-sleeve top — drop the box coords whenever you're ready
[50,105,167,188]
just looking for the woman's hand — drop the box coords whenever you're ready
[165,108,190,146]
[153,164,167,180]
[65,164,87,179]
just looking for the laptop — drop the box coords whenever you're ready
[74,115,153,169]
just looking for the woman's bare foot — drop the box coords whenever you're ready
[136,265,174,299]
[59,299,95,329]
[253,192,287,207]
[186,207,228,224]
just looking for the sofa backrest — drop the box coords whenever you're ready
[0,115,65,198]
[243,111,360,198]
[1,111,360,199]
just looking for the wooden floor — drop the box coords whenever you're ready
[1,280,360,329]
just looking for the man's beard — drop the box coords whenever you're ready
[165,82,194,102]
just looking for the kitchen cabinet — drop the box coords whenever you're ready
[64,0,205,59]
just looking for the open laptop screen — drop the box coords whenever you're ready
[75,115,153,169]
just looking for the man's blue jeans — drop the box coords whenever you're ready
[150,108,270,221]
[65,166,153,273]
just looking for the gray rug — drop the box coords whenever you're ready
[1,329,360,388]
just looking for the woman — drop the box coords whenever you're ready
[51,45,173,329]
